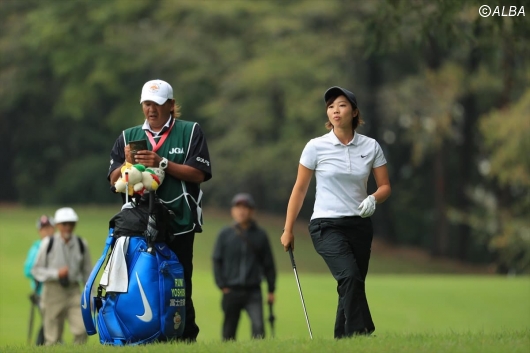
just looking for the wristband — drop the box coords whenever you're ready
[159,157,168,170]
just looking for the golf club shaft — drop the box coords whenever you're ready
[268,302,275,338]
[27,294,37,344]
[125,172,129,204]
[288,248,313,339]
[27,302,35,343]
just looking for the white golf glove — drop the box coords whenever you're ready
[358,195,376,218]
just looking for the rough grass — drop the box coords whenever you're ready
[2,331,529,353]
[0,205,528,352]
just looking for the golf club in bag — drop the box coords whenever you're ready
[81,191,186,345]
[288,247,313,339]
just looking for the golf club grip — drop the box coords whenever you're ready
[288,247,296,268]
[149,189,154,212]
[125,172,129,204]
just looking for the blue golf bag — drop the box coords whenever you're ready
[81,193,185,345]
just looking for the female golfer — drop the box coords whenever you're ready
[280,86,391,338]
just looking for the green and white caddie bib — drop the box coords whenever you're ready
[123,119,203,236]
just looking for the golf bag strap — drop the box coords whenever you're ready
[81,229,115,335]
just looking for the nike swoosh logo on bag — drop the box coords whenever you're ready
[135,272,153,322]
[81,292,88,309]
[361,155,367,158]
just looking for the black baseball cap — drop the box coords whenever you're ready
[324,86,358,107]
[231,193,255,208]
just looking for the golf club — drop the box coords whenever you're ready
[125,171,129,204]
[288,247,313,339]
[268,301,275,338]
[146,191,157,254]
[27,293,36,343]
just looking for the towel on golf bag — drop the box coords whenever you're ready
[81,230,186,345]
[99,236,130,292]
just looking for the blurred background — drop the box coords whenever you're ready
[1,0,528,274]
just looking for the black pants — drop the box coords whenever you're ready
[308,216,375,338]
[221,287,264,341]
[168,231,199,341]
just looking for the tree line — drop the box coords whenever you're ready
[1,0,528,272]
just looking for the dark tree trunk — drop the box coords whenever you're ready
[365,56,398,244]
[425,34,449,257]
[432,145,448,256]
[456,24,481,261]
[491,22,516,272]
[0,109,16,201]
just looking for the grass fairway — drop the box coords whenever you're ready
[1,205,529,352]
[1,331,529,353]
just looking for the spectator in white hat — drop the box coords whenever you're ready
[31,207,92,345]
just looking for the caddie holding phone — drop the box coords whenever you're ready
[128,139,148,159]
[106,79,212,343]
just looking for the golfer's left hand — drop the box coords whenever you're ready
[358,195,376,218]
[134,150,161,168]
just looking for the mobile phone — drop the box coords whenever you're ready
[129,139,148,157]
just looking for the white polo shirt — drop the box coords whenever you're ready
[300,130,387,220]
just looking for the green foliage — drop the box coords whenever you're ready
[481,89,530,187]
[479,88,530,272]
[0,0,529,269]
[380,63,465,165]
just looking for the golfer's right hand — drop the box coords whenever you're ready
[280,230,294,252]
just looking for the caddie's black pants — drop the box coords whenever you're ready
[308,216,375,338]
[168,231,199,342]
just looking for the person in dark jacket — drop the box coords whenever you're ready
[212,193,276,341]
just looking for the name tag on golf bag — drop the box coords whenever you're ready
[81,229,186,345]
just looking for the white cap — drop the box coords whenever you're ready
[140,79,173,105]
[54,207,79,223]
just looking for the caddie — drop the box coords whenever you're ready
[107,79,212,342]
